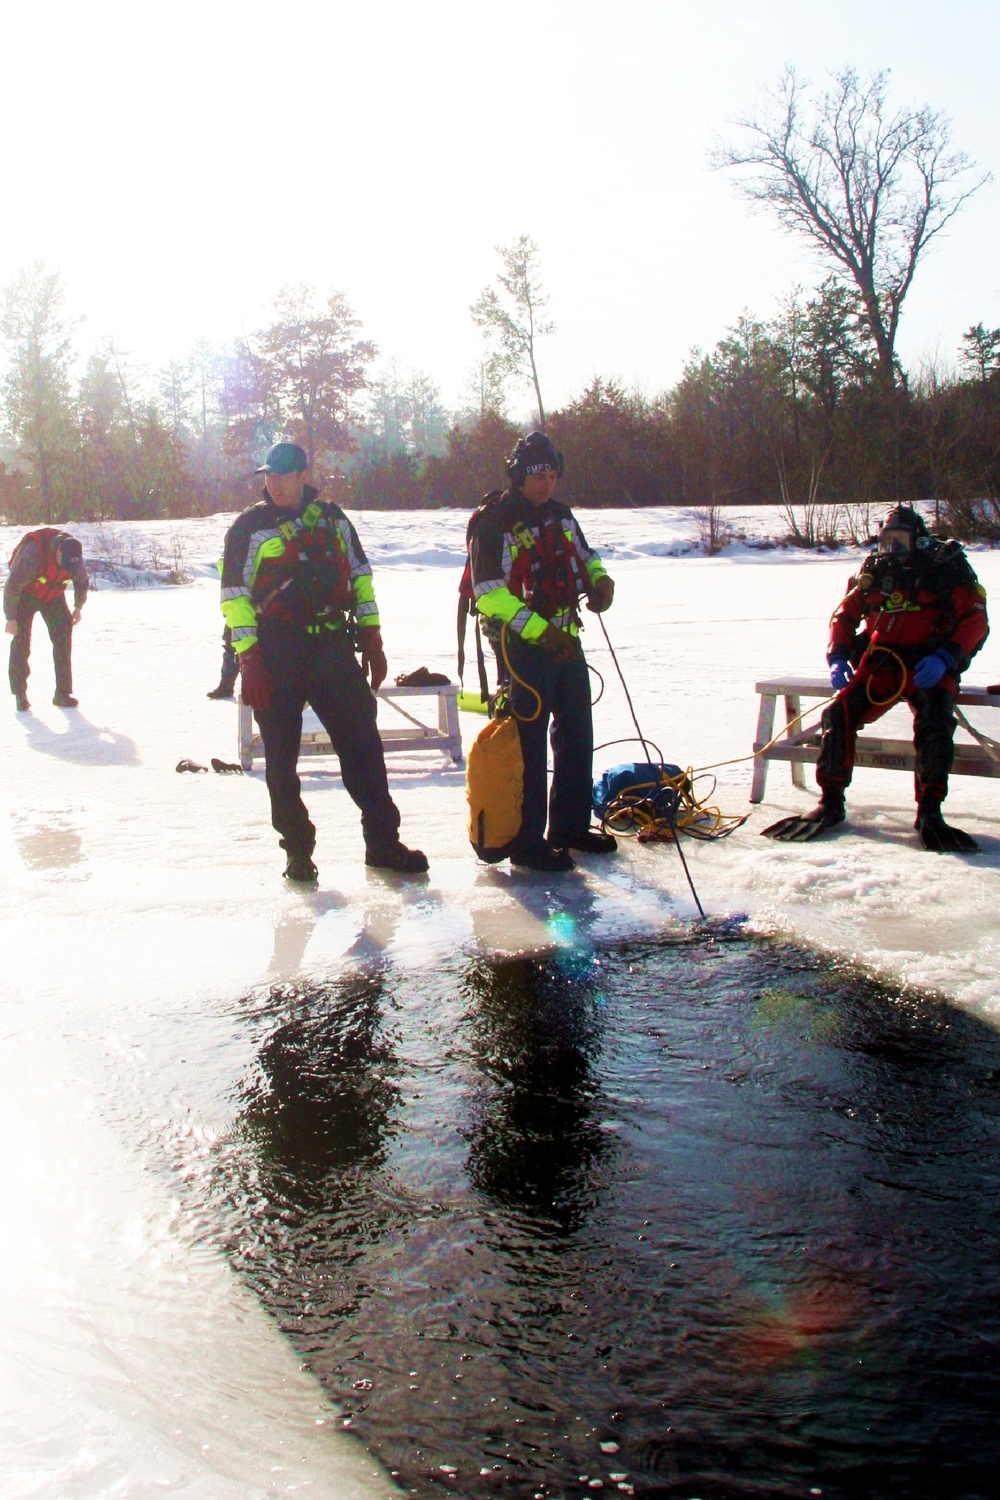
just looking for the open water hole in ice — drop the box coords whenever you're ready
[123,928,1000,1500]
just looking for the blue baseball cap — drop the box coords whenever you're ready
[256,441,308,475]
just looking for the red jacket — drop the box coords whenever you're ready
[829,540,988,672]
[4,529,89,614]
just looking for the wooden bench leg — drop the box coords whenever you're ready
[751,691,776,802]
[238,699,254,771]
[439,691,463,765]
[784,693,805,789]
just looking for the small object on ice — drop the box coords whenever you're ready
[395,666,451,687]
[175,758,208,773]
[211,757,243,774]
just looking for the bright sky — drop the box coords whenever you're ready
[4,0,998,412]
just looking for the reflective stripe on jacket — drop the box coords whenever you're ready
[469,492,608,642]
[220,488,379,652]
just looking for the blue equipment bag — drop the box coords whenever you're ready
[592,762,685,822]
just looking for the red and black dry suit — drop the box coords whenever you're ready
[817,539,989,810]
[5,528,89,700]
[468,491,610,855]
[221,487,400,861]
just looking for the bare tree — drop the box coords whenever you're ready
[471,236,554,427]
[715,67,988,390]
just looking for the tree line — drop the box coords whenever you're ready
[1,67,997,540]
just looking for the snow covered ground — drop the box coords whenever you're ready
[2,505,999,1496]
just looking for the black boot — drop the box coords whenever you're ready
[510,841,575,872]
[915,805,980,854]
[206,683,235,700]
[284,852,319,883]
[559,829,618,854]
[762,792,846,842]
[365,842,429,874]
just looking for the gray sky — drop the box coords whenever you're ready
[4,0,998,411]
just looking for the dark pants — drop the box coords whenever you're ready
[816,650,957,809]
[500,630,594,852]
[9,593,73,697]
[253,624,400,858]
[219,626,239,691]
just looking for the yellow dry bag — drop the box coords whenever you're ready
[466,714,523,862]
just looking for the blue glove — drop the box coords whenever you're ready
[829,655,853,692]
[913,647,955,689]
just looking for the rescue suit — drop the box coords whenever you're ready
[468,491,610,856]
[817,539,989,810]
[5,528,88,703]
[221,487,400,861]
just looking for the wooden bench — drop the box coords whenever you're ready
[238,683,463,772]
[751,676,1000,803]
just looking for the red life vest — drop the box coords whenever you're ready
[11,528,76,605]
[507,508,588,618]
[458,494,587,616]
[252,504,354,625]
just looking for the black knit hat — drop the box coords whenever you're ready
[506,431,565,488]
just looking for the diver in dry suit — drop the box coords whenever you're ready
[468,431,616,873]
[764,506,989,853]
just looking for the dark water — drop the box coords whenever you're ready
[192,930,1000,1500]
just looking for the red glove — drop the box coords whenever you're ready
[360,628,388,690]
[239,644,273,711]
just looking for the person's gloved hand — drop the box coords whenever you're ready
[360,628,388,690]
[538,623,581,663]
[239,644,273,711]
[829,655,853,692]
[913,647,955,689]
[586,575,615,613]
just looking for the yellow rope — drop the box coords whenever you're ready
[497,621,542,723]
[601,767,749,843]
[691,646,910,776]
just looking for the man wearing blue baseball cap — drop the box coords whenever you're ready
[220,441,427,884]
